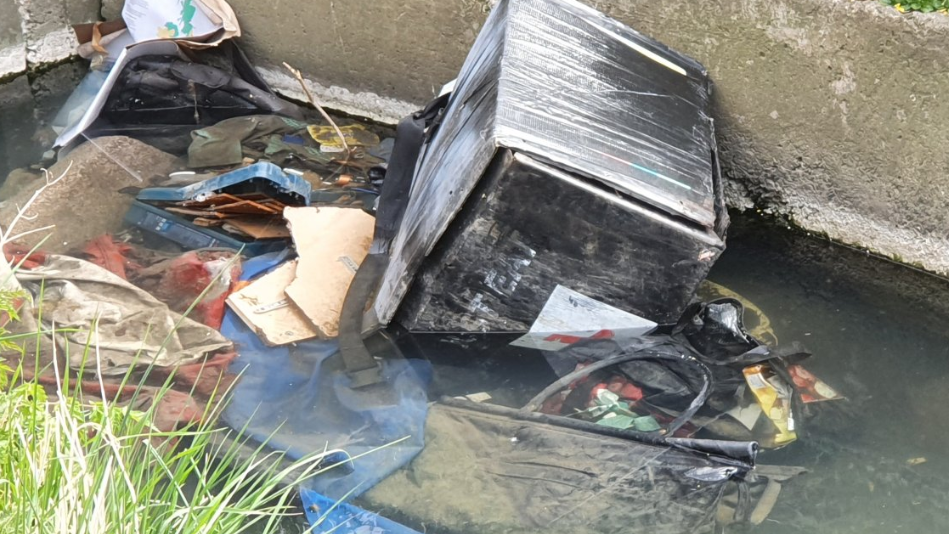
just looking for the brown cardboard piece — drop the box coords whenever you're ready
[283,206,375,338]
[225,260,319,346]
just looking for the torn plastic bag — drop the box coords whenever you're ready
[677,298,767,363]
[362,397,761,534]
[99,55,299,128]
[14,254,231,375]
[220,253,432,500]
[540,300,814,446]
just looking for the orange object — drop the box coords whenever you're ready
[82,234,139,280]
[3,244,47,270]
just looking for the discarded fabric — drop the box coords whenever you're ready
[15,254,231,375]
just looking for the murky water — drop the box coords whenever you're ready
[0,65,87,180]
[706,216,949,534]
[3,68,949,534]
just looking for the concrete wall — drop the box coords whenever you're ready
[0,0,94,176]
[11,0,98,71]
[1,0,27,78]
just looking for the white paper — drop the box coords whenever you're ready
[123,0,222,42]
[510,285,657,351]
[726,403,763,431]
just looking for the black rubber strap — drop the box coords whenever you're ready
[372,92,451,253]
[337,93,451,386]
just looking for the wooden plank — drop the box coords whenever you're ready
[164,207,238,219]
[210,200,281,215]
[180,192,271,208]
[283,206,375,338]
[221,218,290,239]
[193,217,225,227]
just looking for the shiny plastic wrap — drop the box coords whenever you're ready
[375,0,725,328]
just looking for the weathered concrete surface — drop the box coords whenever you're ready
[0,0,27,78]
[15,0,97,67]
[218,0,949,276]
[0,136,180,253]
[100,0,122,22]
[4,0,100,78]
[224,0,488,122]
[595,0,949,277]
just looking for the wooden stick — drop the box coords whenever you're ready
[283,62,351,154]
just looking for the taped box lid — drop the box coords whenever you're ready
[492,0,717,227]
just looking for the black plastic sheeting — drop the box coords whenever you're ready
[355,299,810,533]
[83,42,302,155]
[362,401,755,534]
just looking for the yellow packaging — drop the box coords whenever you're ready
[743,364,797,446]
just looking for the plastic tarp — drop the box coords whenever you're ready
[359,300,809,533]
[15,254,231,375]
[300,488,421,534]
[362,400,754,534]
[220,253,432,500]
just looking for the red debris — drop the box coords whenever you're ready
[133,250,242,329]
[158,351,239,397]
[82,234,140,280]
[3,243,47,270]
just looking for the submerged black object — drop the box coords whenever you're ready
[522,349,713,436]
[82,41,302,154]
[360,297,813,533]
[101,41,301,126]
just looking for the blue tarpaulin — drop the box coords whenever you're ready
[300,488,421,534]
[220,252,432,500]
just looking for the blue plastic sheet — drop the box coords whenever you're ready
[221,252,432,499]
[300,488,421,534]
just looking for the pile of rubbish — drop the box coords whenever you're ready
[0,0,849,533]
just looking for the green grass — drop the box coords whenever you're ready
[882,0,949,13]
[0,253,340,534]
[0,348,339,534]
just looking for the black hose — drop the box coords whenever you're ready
[440,397,757,469]
[521,350,713,436]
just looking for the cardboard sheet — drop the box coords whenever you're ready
[284,207,375,338]
[225,260,319,346]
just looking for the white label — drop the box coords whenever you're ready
[338,256,359,273]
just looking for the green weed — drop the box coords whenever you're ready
[882,0,949,14]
